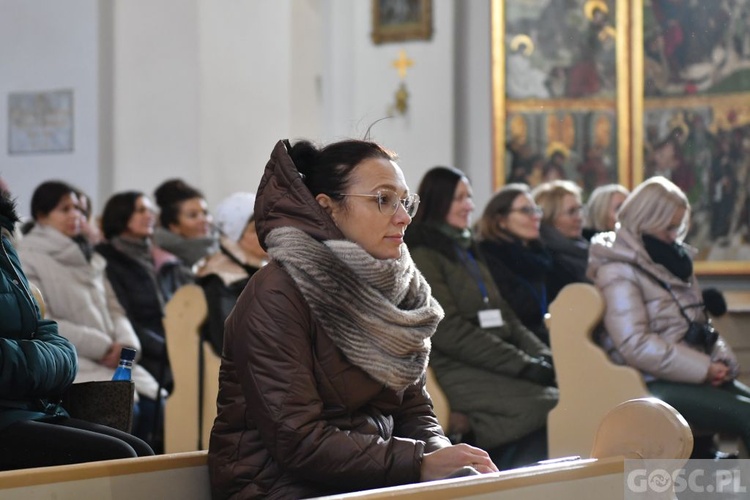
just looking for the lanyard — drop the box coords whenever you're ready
[456,246,490,306]
[516,275,548,316]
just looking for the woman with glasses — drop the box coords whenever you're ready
[532,180,590,302]
[208,140,497,499]
[404,167,558,471]
[588,176,750,457]
[476,184,553,346]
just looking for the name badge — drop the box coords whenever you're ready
[478,309,503,329]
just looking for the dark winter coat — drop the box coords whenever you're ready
[95,243,174,393]
[538,223,591,301]
[0,196,77,430]
[479,238,552,345]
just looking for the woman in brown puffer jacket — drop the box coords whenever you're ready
[208,139,497,499]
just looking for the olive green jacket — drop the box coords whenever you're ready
[405,222,558,449]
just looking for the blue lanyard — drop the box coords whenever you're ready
[516,276,548,316]
[456,246,490,306]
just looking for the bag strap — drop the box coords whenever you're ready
[632,263,703,327]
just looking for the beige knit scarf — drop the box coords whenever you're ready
[266,226,443,392]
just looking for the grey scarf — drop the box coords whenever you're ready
[153,227,219,267]
[110,235,165,308]
[267,227,443,392]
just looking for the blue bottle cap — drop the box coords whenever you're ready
[120,347,137,361]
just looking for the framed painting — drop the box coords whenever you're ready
[491,0,631,197]
[371,0,433,45]
[632,0,750,274]
[8,89,74,155]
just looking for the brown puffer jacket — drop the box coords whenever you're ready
[208,140,450,500]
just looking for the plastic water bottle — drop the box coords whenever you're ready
[112,347,137,381]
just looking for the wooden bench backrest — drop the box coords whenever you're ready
[425,366,450,431]
[547,283,649,458]
[163,284,210,453]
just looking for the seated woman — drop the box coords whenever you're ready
[16,181,163,449]
[477,184,553,345]
[532,180,590,302]
[588,176,750,456]
[0,188,152,470]
[96,191,186,450]
[153,179,219,297]
[208,140,497,499]
[404,167,558,470]
[196,191,267,356]
[582,183,629,240]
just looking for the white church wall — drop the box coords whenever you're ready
[0,0,100,218]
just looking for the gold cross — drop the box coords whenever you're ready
[392,49,414,80]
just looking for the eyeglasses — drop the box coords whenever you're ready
[508,206,543,217]
[338,190,421,218]
[560,206,583,218]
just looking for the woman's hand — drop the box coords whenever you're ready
[101,342,123,369]
[420,443,498,481]
[706,362,729,386]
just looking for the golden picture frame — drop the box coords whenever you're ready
[631,1,750,275]
[491,0,630,197]
[492,0,750,274]
[371,0,433,45]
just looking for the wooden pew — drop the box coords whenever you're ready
[547,283,651,459]
[0,398,691,500]
[314,397,692,499]
[0,451,209,500]
[163,284,216,453]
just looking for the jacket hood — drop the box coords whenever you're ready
[19,224,102,270]
[587,228,694,287]
[255,140,343,250]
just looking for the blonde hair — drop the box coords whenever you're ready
[531,180,582,226]
[617,176,689,239]
[584,184,630,231]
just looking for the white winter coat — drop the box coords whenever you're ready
[17,224,160,399]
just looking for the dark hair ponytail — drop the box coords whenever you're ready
[288,139,395,200]
[153,178,204,228]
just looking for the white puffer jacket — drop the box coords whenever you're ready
[17,224,160,399]
[587,228,737,384]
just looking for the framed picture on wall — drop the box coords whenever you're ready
[371,0,433,45]
[491,0,631,197]
[8,89,74,155]
[632,0,750,274]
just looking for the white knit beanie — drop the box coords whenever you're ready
[214,192,256,242]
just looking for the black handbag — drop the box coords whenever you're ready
[62,380,135,433]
